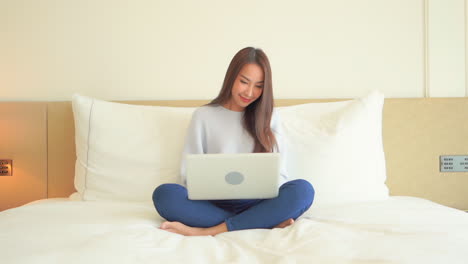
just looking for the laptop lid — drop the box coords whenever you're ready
[186,153,280,200]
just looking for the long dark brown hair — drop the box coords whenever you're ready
[208,47,277,153]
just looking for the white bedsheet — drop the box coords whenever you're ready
[1,196,467,264]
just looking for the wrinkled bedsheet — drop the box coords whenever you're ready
[1,196,467,264]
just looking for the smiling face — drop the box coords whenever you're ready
[223,63,265,112]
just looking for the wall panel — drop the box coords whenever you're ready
[0,0,425,100]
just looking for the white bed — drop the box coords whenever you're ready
[2,91,468,263]
[1,196,467,264]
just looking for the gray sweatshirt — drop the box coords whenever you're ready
[180,104,288,186]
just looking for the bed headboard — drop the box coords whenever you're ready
[2,98,468,211]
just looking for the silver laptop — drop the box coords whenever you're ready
[186,153,280,200]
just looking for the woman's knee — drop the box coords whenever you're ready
[152,183,186,219]
[152,183,186,205]
[282,179,315,205]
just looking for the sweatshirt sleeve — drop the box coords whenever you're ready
[180,109,206,186]
[271,109,289,185]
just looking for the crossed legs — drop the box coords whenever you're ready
[152,179,314,236]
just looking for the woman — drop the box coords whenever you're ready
[152,47,314,236]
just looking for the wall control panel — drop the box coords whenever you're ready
[440,156,468,172]
[0,160,13,176]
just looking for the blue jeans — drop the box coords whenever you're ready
[152,179,314,231]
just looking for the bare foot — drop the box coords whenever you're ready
[160,221,200,236]
[274,218,294,229]
[159,221,227,236]
[159,219,294,236]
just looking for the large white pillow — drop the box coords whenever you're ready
[278,90,389,209]
[72,94,195,202]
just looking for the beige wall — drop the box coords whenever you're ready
[2,0,465,101]
[2,0,466,101]
[427,0,466,97]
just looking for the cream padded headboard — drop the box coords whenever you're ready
[45,98,468,210]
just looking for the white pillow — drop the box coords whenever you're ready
[278,90,389,209]
[72,94,195,202]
